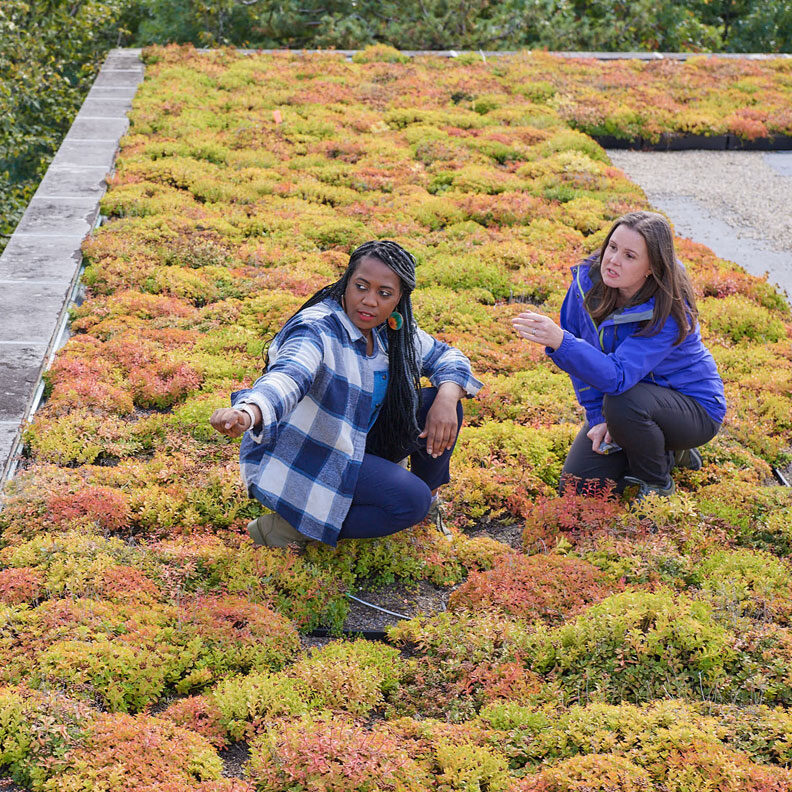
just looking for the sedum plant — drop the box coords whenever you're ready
[3,43,792,790]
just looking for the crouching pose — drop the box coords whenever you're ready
[211,240,482,547]
[512,211,726,499]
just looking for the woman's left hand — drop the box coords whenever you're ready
[420,383,464,457]
[512,311,564,351]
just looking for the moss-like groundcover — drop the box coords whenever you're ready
[1,44,792,791]
[532,52,792,145]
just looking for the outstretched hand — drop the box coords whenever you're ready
[511,310,564,351]
[210,408,252,438]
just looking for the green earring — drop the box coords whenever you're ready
[387,311,404,331]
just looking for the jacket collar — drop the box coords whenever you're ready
[325,297,364,342]
[607,307,655,324]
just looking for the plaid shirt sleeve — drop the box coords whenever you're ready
[231,324,323,445]
[414,325,483,396]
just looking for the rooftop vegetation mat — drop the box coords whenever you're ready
[1,44,791,791]
[516,52,792,146]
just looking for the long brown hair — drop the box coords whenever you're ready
[585,211,698,345]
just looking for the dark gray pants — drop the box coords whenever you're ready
[560,382,720,493]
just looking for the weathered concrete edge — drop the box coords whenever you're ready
[0,49,144,485]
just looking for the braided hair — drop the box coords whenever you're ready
[270,240,423,459]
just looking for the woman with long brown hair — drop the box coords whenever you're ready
[512,211,726,499]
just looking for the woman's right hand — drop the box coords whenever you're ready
[210,408,252,438]
[587,422,612,454]
[511,310,564,351]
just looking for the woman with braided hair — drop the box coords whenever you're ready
[210,240,482,548]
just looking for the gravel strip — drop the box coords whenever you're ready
[607,150,792,300]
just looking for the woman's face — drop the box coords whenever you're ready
[601,224,652,302]
[343,255,402,336]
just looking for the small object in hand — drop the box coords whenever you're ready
[599,441,622,455]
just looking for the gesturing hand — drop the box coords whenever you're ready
[511,311,564,351]
[210,408,252,439]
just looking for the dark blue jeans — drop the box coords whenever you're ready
[338,387,464,540]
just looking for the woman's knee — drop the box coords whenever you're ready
[399,478,433,526]
[419,387,464,430]
[559,423,626,495]
[375,476,431,530]
[602,388,647,428]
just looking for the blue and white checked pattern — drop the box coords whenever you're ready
[232,298,482,546]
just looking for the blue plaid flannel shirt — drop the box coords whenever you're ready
[232,297,482,546]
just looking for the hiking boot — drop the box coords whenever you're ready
[674,447,703,471]
[427,496,453,539]
[623,475,676,502]
[247,513,308,549]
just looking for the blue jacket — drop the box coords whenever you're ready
[548,256,726,428]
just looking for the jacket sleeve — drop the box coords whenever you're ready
[556,277,606,427]
[567,368,607,427]
[414,325,483,397]
[549,316,680,413]
[230,324,323,445]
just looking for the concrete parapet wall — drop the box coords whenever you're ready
[0,49,143,481]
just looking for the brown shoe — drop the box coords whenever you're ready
[247,513,308,549]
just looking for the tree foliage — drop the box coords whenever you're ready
[0,0,136,246]
[128,0,792,52]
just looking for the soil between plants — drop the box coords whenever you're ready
[221,579,464,777]
[466,518,524,551]
[342,579,453,633]
[219,742,250,779]
[333,520,520,634]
